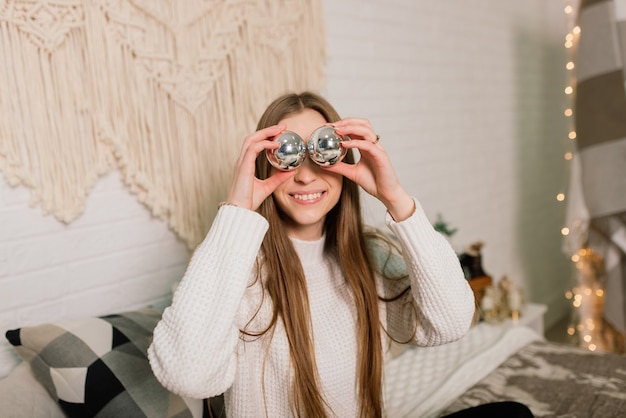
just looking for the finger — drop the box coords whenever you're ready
[333,123,379,143]
[320,161,354,179]
[250,171,296,208]
[339,138,384,154]
[240,124,286,153]
[337,139,392,174]
[263,170,296,192]
[258,124,286,140]
[332,117,373,129]
[238,125,286,165]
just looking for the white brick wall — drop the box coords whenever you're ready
[323,0,573,327]
[0,170,192,375]
[0,171,190,322]
[0,0,573,373]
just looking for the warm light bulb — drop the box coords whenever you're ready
[564,108,573,117]
[566,61,575,70]
[557,193,566,201]
[565,5,573,14]
[567,327,575,335]
[564,152,573,160]
[588,344,597,351]
[565,40,573,48]
[565,86,574,94]
[571,254,579,262]
[565,291,573,299]
[596,289,604,297]
[573,26,581,34]
[583,335,592,342]
[561,227,570,235]
[568,131,577,139]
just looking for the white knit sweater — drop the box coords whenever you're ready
[148,200,475,417]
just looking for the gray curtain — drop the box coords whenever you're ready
[572,0,626,335]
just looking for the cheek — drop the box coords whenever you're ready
[326,172,344,193]
[273,181,286,196]
[269,167,283,188]
[271,174,292,199]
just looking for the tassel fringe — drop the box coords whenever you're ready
[0,0,326,248]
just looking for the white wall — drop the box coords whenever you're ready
[0,170,192,375]
[0,0,573,369]
[0,171,190,322]
[323,0,573,327]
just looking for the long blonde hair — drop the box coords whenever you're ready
[249,91,391,417]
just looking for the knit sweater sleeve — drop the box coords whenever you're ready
[382,198,475,346]
[148,205,268,399]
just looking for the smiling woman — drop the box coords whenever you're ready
[146,91,529,418]
[269,109,344,240]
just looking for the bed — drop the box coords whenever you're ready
[1,306,624,418]
[384,321,626,417]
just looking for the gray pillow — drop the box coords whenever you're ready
[5,308,208,418]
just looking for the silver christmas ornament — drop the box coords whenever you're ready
[308,126,348,166]
[266,131,306,171]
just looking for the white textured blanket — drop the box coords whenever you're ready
[384,323,542,418]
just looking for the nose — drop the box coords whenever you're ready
[293,157,318,184]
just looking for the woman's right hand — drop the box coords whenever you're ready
[224,125,295,211]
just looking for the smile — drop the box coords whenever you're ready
[292,192,323,201]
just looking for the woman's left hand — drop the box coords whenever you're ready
[325,118,415,221]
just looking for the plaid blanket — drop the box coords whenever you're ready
[440,340,626,418]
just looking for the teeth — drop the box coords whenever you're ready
[293,192,322,201]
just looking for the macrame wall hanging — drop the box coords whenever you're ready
[0,0,326,248]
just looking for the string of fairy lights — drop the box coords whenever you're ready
[558,0,579,210]
[559,2,578,239]
[559,0,614,353]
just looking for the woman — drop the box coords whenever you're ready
[148,91,477,417]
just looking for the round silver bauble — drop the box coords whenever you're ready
[307,126,348,166]
[266,131,306,171]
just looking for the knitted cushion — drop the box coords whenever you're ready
[5,308,208,418]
